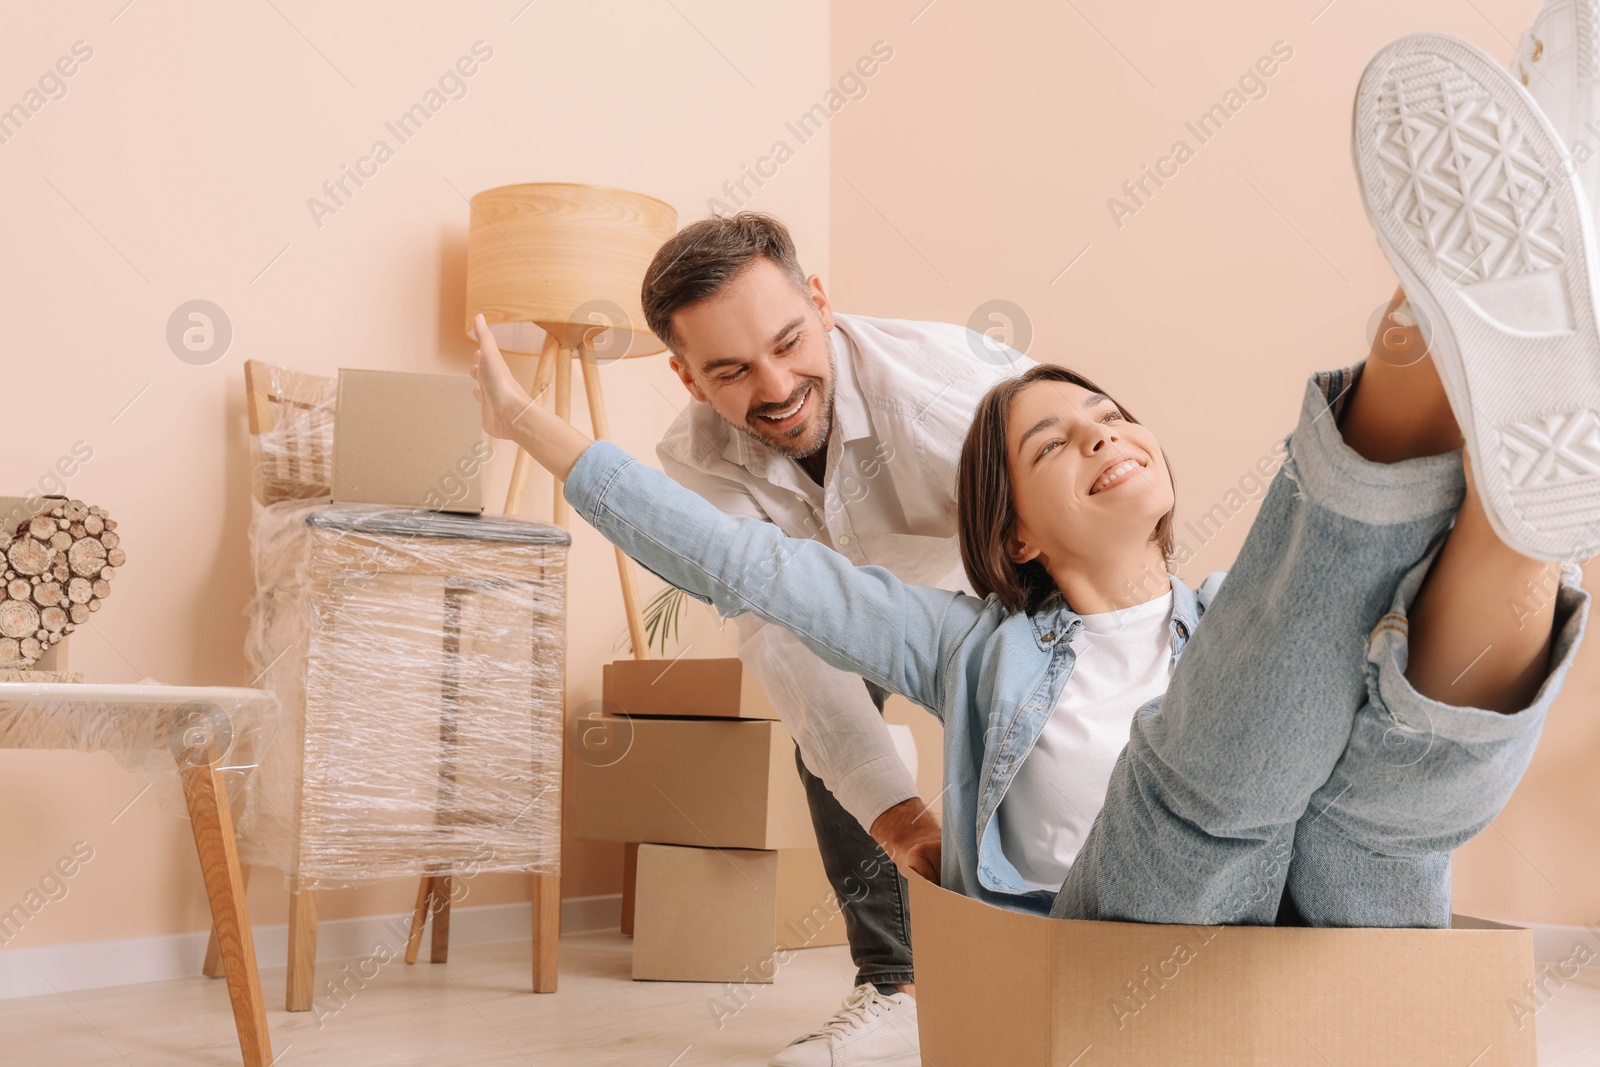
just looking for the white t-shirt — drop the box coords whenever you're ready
[996,589,1176,893]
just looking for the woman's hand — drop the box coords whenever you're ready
[468,312,593,481]
[870,796,943,885]
[469,313,538,443]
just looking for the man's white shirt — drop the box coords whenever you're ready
[656,312,1034,830]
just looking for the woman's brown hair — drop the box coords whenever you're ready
[957,365,1177,615]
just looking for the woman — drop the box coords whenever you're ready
[472,34,1592,928]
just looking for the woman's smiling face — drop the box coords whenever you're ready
[1003,377,1174,571]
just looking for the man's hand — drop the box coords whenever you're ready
[870,796,942,885]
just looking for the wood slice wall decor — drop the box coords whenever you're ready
[0,500,122,668]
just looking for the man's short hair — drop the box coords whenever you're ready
[641,212,809,356]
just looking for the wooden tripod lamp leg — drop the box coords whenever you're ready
[180,754,272,1066]
[579,349,650,660]
[552,346,573,529]
[503,333,562,517]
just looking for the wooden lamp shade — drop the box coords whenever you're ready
[464,182,678,360]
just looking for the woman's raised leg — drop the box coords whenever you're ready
[1281,295,1589,927]
[1339,288,1564,715]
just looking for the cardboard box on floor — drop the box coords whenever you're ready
[332,369,488,514]
[908,873,1537,1066]
[571,718,814,849]
[602,657,776,719]
[632,844,847,982]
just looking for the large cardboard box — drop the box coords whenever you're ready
[632,844,846,982]
[571,718,814,849]
[909,873,1537,1066]
[331,369,488,513]
[602,656,776,719]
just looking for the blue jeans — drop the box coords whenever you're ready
[1051,362,1591,927]
[794,679,915,988]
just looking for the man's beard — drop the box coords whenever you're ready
[737,347,836,460]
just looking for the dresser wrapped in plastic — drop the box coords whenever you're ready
[237,360,569,891]
[237,501,569,889]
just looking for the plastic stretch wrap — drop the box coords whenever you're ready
[0,683,276,823]
[247,360,337,507]
[240,359,570,890]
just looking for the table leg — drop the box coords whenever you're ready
[203,864,252,978]
[179,757,272,1066]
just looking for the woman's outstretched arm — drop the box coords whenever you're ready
[469,315,984,716]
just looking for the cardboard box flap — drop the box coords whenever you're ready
[910,873,1054,1065]
[1449,913,1525,932]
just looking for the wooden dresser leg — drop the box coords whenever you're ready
[620,843,638,937]
[286,884,319,1012]
[180,759,272,1067]
[532,873,560,993]
[429,876,452,963]
[203,864,252,978]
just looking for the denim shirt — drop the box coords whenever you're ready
[566,440,1227,917]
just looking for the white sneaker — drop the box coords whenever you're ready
[1354,33,1600,561]
[1495,2,1600,495]
[1394,1,1600,450]
[769,984,920,1067]
[1513,0,1600,209]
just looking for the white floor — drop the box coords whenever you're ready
[3,928,1598,1065]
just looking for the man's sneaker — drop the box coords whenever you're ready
[1513,0,1600,208]
[1354,32,1600,561]
[769,984,920,1067]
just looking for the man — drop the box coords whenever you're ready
[641,212,1032,1067]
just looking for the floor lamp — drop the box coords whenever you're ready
[464,182,678,660]
[402,185,678,980]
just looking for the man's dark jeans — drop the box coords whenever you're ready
[792,679,915,988]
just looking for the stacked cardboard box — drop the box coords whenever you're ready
[573,657,849,982]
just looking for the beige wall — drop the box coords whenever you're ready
[0,1,829,949]
[829,0,1599,925]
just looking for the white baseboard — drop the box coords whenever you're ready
[0,893,621,1001]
